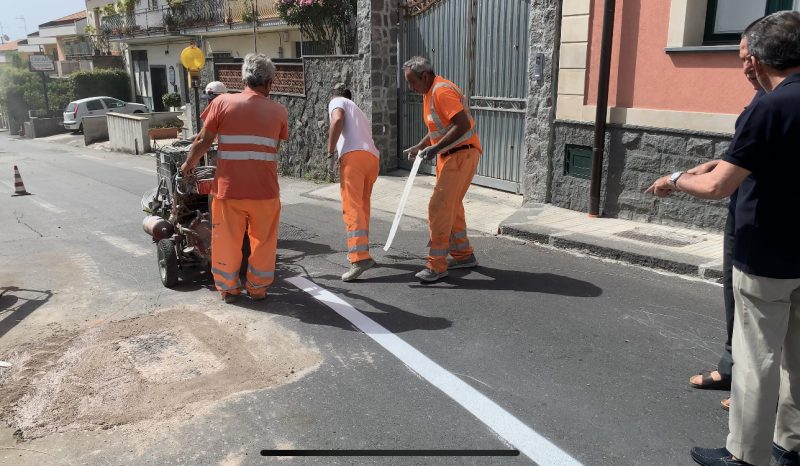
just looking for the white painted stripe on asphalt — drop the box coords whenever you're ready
[132,166,155,174]
[92,231,149,257]
[286,276,582,466]
[29,198,65,214]
[2,181,67,213]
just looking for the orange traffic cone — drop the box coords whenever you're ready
[12,165,30,196]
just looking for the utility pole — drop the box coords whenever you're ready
[252,0,258,53]
[16,16,27,36]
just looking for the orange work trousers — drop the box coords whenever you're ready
[427,148,480,273]
[211,197,281,298]
[340,150,379,263]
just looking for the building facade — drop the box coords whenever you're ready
[550,0,800,231]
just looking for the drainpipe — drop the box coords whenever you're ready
[589,0,616,218]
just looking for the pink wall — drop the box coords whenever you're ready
[585,0,755,115]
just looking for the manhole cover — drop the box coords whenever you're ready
[614,229,700,247]
[279,222,316,241]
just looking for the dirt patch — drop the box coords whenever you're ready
[0,307,320,440]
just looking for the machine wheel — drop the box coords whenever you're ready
[157,238,179,288]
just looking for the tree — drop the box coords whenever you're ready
[276,0,357,55]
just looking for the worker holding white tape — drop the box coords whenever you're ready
[402,56,481,282]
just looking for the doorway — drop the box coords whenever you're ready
[150,66,168,112]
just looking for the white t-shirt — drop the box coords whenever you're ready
[328,97,380,159]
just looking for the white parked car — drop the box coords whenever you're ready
[63,97,148,132]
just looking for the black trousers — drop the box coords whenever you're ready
[717,213,735,379]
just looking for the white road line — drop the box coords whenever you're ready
[132,166,155,175]
[2,181,66,214]
[92,231,149,257]
[286,276,583,466]
[29,198,65,214]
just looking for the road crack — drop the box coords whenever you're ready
[14,211,44,238]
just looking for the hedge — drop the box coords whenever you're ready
[72,68,131,101]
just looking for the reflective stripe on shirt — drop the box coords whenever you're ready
[218,151,277,162]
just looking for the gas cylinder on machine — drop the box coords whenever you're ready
[142,215,175,241]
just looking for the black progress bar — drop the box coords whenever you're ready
[260,449,520,457]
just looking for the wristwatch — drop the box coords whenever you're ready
[669,171,684,187]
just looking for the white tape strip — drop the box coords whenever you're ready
[384,155,423,251]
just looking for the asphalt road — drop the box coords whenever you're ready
[0,133,731,465]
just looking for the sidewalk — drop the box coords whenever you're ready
[308,170,724,282]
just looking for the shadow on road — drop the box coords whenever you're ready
[318,263,603,298]
[0,286,53,339]
[226,239,454,334]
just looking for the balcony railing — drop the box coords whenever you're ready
[99,0,282,38]
[64,41,93,58]
[223,0,280,23]
[101,6,170,37]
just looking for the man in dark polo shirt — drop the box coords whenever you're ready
[646,11,800,466]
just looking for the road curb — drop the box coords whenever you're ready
[499,223,724,283]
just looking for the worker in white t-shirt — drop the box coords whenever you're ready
[326,84,381,282]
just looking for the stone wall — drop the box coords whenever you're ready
[184,1,398,181]
[360,0,399,175]
[522,0,561,203]
[552,120,732,232]
[273,56,365,180]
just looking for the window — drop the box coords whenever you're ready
[704,0,795,44]
[86,100,104,111]
[103,98,125,109]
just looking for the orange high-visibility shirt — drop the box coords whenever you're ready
[201,88,288,199]
[422,76,481,153]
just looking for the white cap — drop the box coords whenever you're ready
[205,81,228,95]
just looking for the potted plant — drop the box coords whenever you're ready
[162,92,182,111]
[148,118,183,140]
[241,0,257,23]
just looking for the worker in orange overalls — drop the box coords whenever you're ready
[326,84,380,281]
[181,53,288,303]
[402,56,481,282]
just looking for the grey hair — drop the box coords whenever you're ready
[745,11,800,71]
[241,53,276,87]
[402,56,435,75]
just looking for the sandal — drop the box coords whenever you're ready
[721,398,730,411]
[689,370,732,390]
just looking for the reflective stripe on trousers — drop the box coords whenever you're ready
[340,151,379,263]
[426,148,479,273]
[211,197,280,297]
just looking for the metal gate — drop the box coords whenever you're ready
[399,0,530,193]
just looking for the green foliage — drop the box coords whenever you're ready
[6,52,24,68]
[0,67,61,119]
[276,0,357,54]
[47,78,76,112]
[150,118,183,129]
[72,68,131,101]
[241,0,257,23]
[162,92,182,108]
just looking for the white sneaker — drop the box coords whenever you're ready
[342,258,376,282]
[447,254,478,270]
[415,268,448,282]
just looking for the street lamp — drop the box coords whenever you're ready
[179,43,206,134]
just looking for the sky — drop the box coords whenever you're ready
[0,0,88,42]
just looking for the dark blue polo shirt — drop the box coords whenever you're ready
[723,73,800,279]
[728,90,765,216]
